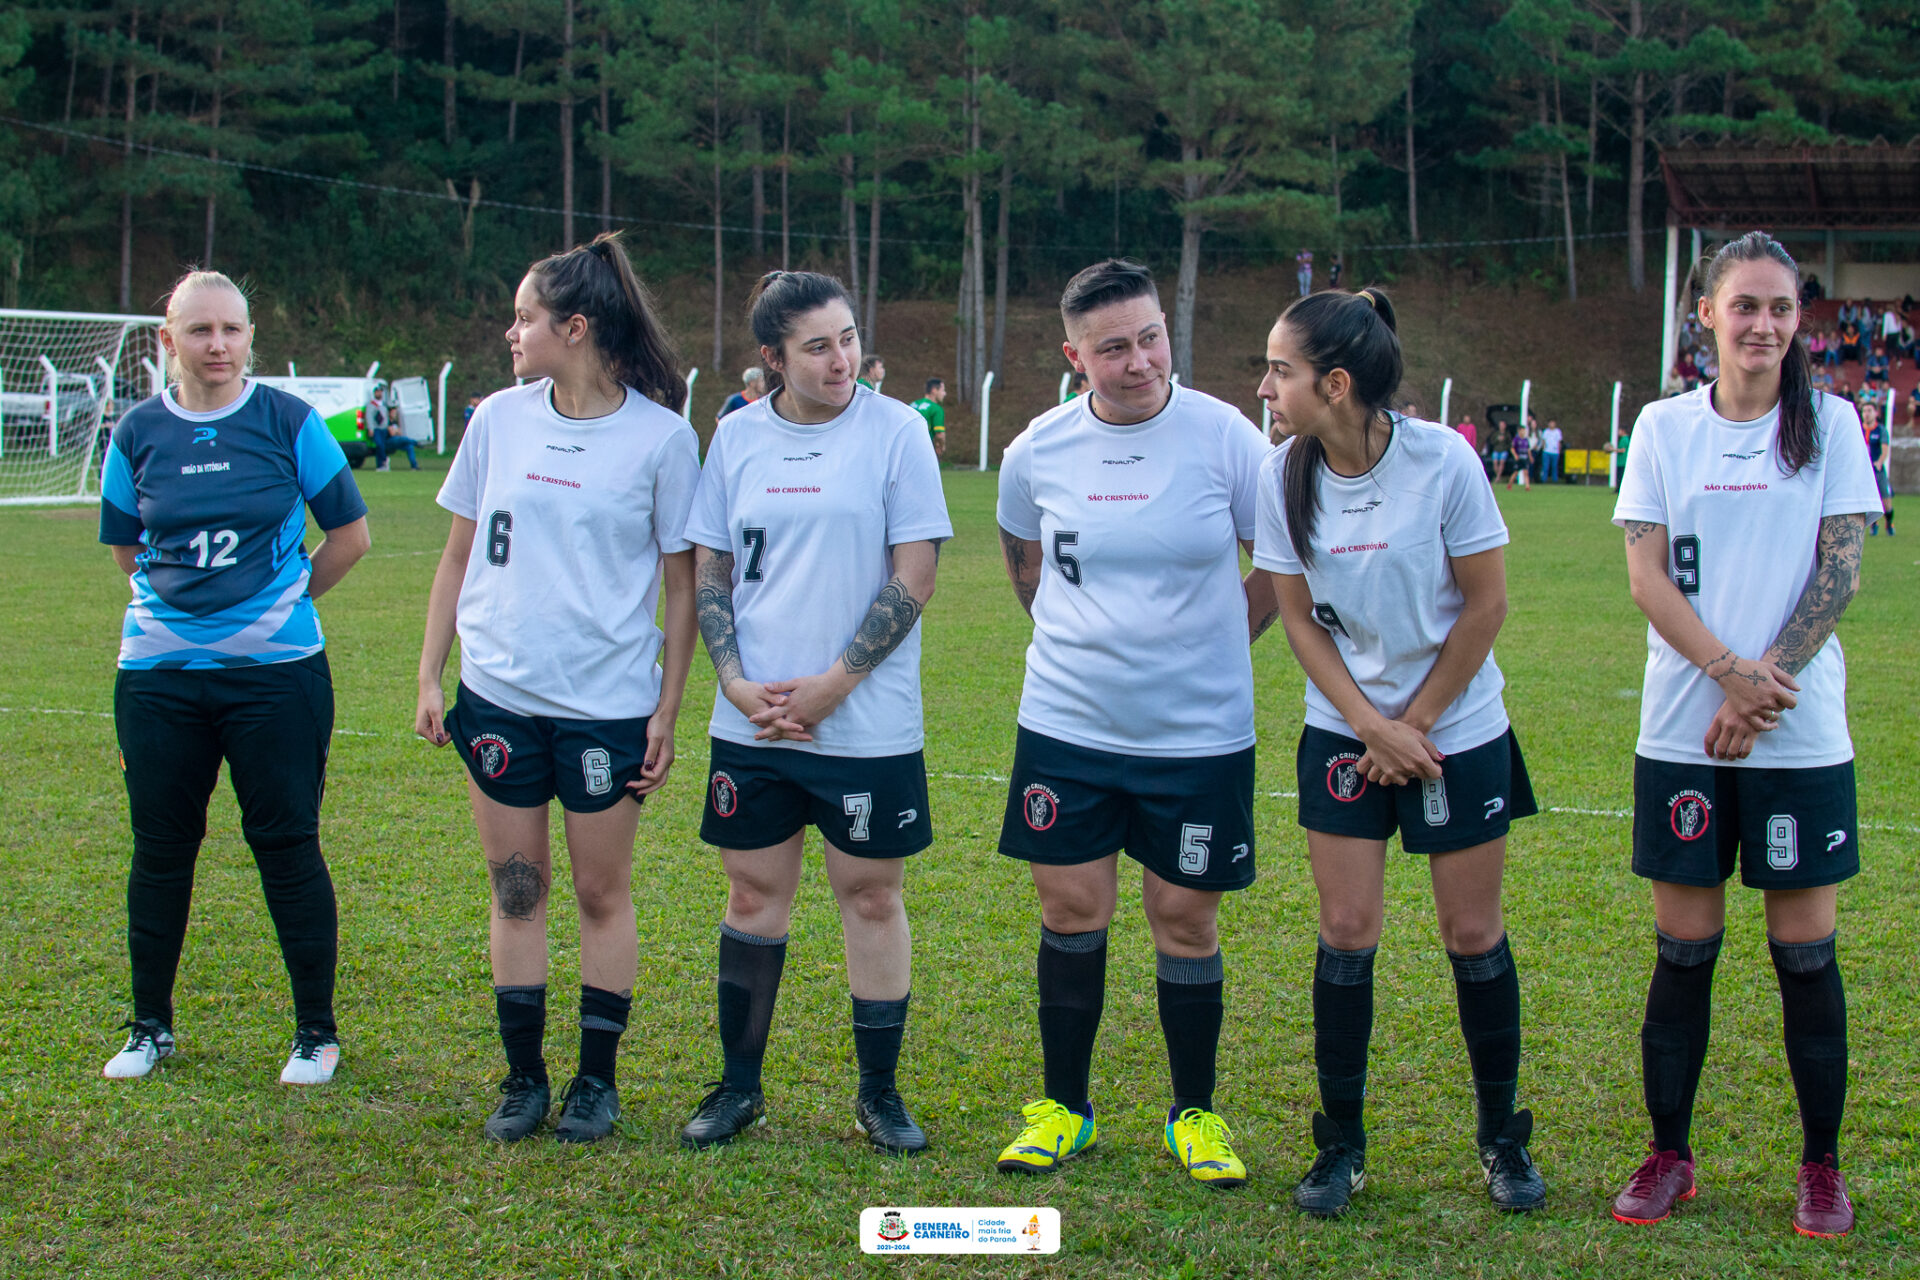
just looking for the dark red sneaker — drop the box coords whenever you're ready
[1612,1145,1696,1225]
[1794,1156,1854,1238]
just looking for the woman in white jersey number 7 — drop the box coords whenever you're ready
[1247,287,1547,1219]
[416,233,701,1144]
[678,271,952,1155]
[1608,232,1878,1239]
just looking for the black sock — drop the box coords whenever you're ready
[852,994,910,1100]
[495,984,548,1084]
[1038,926,1107,1113]
[717,923,787,1094]
[1449,934,1522,1147]
[1771,932,1847,1167]
[1641,928,1722,1161]
[251,836,339,1035]
[1313,938,1375,1150]
[578,985,631,1087]
[1156,951,1224,1115]
[127,838,199,1028]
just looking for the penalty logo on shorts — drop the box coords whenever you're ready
[711,771,740,818]
[1326,754,1367,802]
[469,733,512,779]
[1023,783,1061,832]
[1668,790,1711,841]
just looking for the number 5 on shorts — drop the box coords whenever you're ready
[1179,823,1211,876]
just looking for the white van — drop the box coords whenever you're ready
[249,374,435,466]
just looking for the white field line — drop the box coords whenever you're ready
[5,711,1916,835]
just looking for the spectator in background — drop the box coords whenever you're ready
[1864,343,1890,386]
[371,385,418,472]
[1895,320,1915,363]
[1906,380,1920,425]
[1063,370,1089,402]
[1677,351,1699,391]
[911,377,947,459]
[1807,329,1827,366]
[1822,325,1842,366]
[857,354,886,394]
[1507,419,1532,491]
[718,367,766,423]
[1863,402,1895,537]
[1489,423,1511,484]
[1696,347,1718,385]
[1296,248,1314,297]
[1838,316,1863,362]
[1663,365,1687,398]
[1455,412,1479,455]
[1837,300,1858,326]
[1810,364,1835,395]
[1540,418,1564,484]
[1329,254,1344,290]
[464,392,484,431]
[1402,401,1419,421]
[1880,302,1901,343]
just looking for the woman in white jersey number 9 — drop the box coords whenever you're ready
[1248,287,1547,1219]
[416,233,700,1145]
[678,271,952,1155]
[1608,232,1878,1239]
[993,260,1276,1190]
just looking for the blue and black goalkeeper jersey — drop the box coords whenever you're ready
[99,380,368,670]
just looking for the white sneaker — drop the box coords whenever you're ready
[375,461,391,472]
[103,1019,176,1079]
[280,1026,341,1085]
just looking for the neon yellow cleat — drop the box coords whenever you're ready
[995,1098,1097,1174]
[1165,1108,1248,1188]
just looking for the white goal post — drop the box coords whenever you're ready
[1,309,164,505]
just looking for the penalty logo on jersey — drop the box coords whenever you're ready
[1023,783,1061,832]
[1668,790,1711,841]
[470,733,512,779]
[711,771,740,818]
[1326,753,1368,802]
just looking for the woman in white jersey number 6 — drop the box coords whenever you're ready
[679,271,952,1155]
[416,233,700,1145]
[993,260,1275,1190]
[1248,287,1547,1219]
[1608,232,1878,1239]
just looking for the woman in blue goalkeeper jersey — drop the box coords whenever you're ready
[97,270,370,1086]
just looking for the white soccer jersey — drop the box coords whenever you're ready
[437,381,700,720]
[1253,417,1512,755]
[997,384,1270,757]
[683,385,953,758]
[1612,387,1881,767]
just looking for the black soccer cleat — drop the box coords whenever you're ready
[680,1081,767,1150]
[1294,1112,1367,1219]
[854,1087,929,1155]
[553,1074,621,1144]
[484,1070,551,1143]
[1479,1108,1547,1212]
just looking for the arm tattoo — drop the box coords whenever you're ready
[695,550,745,685]
[1701,648,1734,680]
[488,851,547,921]
[999,527,1039,616]
[842,577,924,674]
[1765,514,1865,676]
[1250,607,1280,643]
[1622,520,1660,546]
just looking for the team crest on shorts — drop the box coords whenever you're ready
[1023,783,1061,832]
[711,771,740,818]
[1668,790,1711,841]
[469,733,512,779]
[1326,754,1368,802]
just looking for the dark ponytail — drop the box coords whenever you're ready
[527,231,686,412]
[1701,230,1816,475]
[1278,286,1404,568]
[746,270,855,393]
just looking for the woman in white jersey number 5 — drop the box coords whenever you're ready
[416,234,700,1145]
[1248,288,1547,1219]
[994,260,1275,1190]
[1608,232,1878,1239]
[679,271,952,1155]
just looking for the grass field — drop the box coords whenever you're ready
[2,463,1915,1278]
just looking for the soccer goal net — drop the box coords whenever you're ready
[0,309,164,505]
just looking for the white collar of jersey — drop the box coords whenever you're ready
[160,378,260,422]
[1696,380,1779,431]
[1320,417,1401,484]
[764,383,864,434]
[1081,381,1179,435]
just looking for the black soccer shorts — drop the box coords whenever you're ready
[997,726,1257,891]
[1631,755,1859,889]
[445,683,652,812]
[701,736,933,858]
[1294,724,1537,854]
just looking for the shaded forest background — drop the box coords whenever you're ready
[1,0,1915,432]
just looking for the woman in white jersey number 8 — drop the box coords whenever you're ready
[416,233,701,1145]
[678,271,952,1156]
[1247,287,1547,1219]
[1608,232,1878,1239]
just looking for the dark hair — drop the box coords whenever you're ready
[1060,258,1158,324]
[1278,287,1403,568]
[859,353,884,377]
[746,270,856,392]
[527,231,685,412]
[925,377,944,393]
[1701,230,1816,476]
